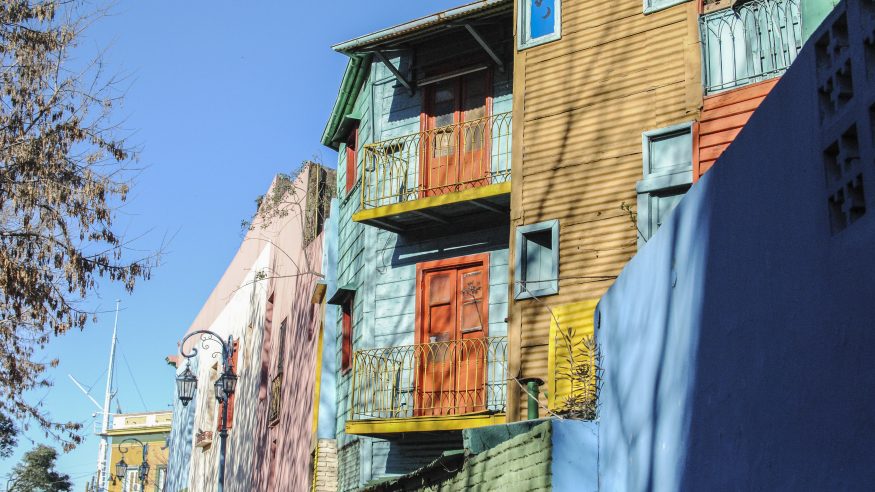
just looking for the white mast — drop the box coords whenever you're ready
[96,300,120,492]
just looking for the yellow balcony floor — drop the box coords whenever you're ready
[352,182,510,232]
[345,412,506,436]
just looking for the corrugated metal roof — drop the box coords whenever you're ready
[332,0,511,53]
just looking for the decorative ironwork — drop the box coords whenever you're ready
[360,112,512,209]
[349,336,508,420]
[267,373,283,425]
[701,0,803,93]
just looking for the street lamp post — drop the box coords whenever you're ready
[115,437,149,492]
[176,330,237,492]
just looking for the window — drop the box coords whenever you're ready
[515,220,559,300]
[275,318,288,374]
[518,0,562,49]
[268,318,287,426]
[345,124,358,193]
[123,469,141,492]
[644,0,689,14]
[341,297,353,373]
[155,467,166,492]
[636,123,694,244]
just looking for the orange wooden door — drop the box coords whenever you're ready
[458,71,491,190]
[416,255,489,417]
[422,72,492,196]
[423,80,459,197]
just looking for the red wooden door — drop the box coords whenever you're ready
[416,255,489,416]
[422,71,492,197]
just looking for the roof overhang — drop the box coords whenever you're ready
[327,286,356,306]
[332,0,511,54]
[322,1,512,151]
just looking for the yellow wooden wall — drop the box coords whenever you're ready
[508,0,702,419]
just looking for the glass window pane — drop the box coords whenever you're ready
[649,130,691,174]
[524,229,552,292]
[530,0,556,39]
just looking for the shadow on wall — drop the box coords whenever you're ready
[597,1,875,490]
[166,358,198,492]
[225,281,266,492]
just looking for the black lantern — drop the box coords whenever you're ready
[220,370,237,396]
[177,330,237,492]
[214,377,226,403]
[115,457,128,480]
[138,460,150,482]
[176,364,197,406]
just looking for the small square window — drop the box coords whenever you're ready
[643,0,689,15]
[515,220,559,299]
[636,123,694,244]
[518,0,562,50]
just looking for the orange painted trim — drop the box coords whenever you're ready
[414,253,491,346]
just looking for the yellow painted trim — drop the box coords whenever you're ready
[352,182,511,223]
[105,425,171,437]
[345,413,506,435]
[547,299,600,411]
[311,320,325,439]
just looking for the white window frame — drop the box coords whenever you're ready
[123,468,142,492]
[643,0,690,15]
[514,219,560,300]
[518,0,562,50]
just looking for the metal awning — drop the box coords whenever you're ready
[332,0,511,54]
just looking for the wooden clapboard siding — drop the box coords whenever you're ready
[695,78,779,180]
[508,0,702,419]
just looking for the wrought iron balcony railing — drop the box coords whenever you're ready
[350,336,508,421]
[701,0,803,94]
[360,112,512,210]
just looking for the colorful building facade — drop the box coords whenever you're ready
[320,2,515,488]
[164,164,334,492]
[104,411,172,492]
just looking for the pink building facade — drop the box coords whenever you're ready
[167,163,334,492]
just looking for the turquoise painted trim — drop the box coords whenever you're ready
[517,0,562,50]
[514,219,559,300]
[643,0,690,15]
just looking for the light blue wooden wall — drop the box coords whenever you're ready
[331,47,512,488]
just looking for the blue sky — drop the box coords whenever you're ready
[0,0,463,487]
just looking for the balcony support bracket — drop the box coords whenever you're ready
[471,199,505,214]
[412,210,449,224]
[464,24,504,73]
[374,49,414,95]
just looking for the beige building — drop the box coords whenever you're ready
[105,411,172,492]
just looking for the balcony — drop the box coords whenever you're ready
[701,0,803,94]
[346,336,508,436]
[354,112,512,232]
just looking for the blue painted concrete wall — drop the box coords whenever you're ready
[597,2,875,489]
[552,420,599,492]
[165,358,198,492]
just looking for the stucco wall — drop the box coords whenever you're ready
[166,358,198,492]
[597,1,875,489]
